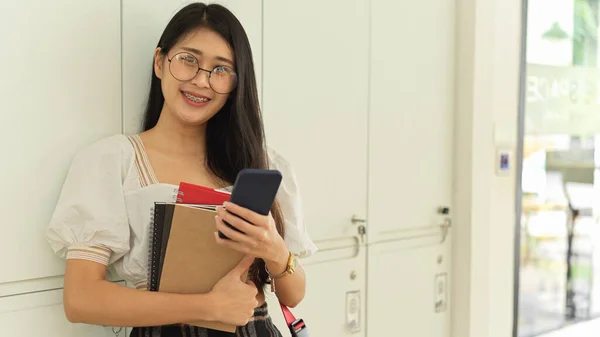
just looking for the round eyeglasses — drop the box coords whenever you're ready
[167,52,238,94]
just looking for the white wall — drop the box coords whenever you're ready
[452,0,522,336]
[0,0,122,288]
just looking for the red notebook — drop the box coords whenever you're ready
[176,182,230,206]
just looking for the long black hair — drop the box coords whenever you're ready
[142,2,285,289]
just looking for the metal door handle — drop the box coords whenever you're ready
[440,218,452,243]
[351,215,366,224]
[437,206,452,243]
[351,215,367,243]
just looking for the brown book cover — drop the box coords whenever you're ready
[157,203,246,333]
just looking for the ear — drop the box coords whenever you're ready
[153,47,164,79]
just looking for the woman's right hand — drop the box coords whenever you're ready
[208,255,259,326]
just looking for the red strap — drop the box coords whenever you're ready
[280,302,296,326]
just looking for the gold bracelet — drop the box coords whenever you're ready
[265,252,296,292]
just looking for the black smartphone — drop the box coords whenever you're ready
[219,168,283,239]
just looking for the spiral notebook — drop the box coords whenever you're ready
[149,202,245,332]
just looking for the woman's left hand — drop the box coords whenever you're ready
[214,202,288,264]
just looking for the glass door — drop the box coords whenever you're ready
[516,0,600,336]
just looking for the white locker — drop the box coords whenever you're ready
[0,289,127,337]
[267,246,367,337]
[367,239,450,337]
[367,1,455,336]
[262,0,370,245]
[122,0,263,135]
[0,1,122,285]
[368,0,455,243]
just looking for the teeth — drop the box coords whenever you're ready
[184,92,208,103]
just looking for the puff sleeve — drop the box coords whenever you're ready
[268,148,318,258]
[46,136,131,266]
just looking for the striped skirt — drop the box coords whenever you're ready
[129,303,283,337]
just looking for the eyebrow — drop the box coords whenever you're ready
[181,47,234,67]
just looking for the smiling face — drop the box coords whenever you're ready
[153,27,236,127]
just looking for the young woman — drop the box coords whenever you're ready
[45,3,316,336]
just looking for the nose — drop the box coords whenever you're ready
[191,68,211,88]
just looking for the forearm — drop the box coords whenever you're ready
[65,280,213,326]
[64,262,216,327]
[265,256,306,308]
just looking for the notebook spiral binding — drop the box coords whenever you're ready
[148,204,160,292]
[141,204,159,337]
[148,187,178,292]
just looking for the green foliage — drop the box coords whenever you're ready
[573,0,598,65]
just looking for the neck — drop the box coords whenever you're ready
[148,106,207,157]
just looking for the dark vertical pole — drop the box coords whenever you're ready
[565,0,599,321]
[513,0,529,336]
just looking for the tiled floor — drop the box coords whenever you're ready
[540,318,600,337]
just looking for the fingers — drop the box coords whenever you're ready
[245,279,259,296]
[223,202,268,228]
[215,216,255,245]
[216,206,262,235]
[215,232,251,255]
[230,254,255,278]
[215,204,274,260]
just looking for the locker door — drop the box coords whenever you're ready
[121,0,263,134]
[267,246,367,337]
[367,240,450,337]
[0,0,122,284]
[262,0,370,245]
[368,0,454,243]
[0,289,127,337]
[367,0,455,336]
[263,2,369,336]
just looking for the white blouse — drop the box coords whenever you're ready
[46,134,317,290]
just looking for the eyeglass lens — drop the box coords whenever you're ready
[169,52,237,94]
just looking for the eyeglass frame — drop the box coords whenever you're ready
[166,52,238,94]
